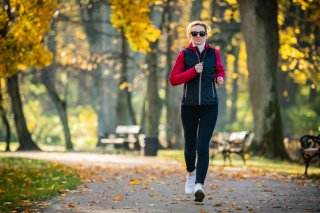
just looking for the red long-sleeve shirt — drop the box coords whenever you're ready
[169,43,225,86]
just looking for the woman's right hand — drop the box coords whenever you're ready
[194,62,203,73]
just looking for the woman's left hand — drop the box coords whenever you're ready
[216,77,224,86]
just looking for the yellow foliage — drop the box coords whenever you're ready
[238,41,248,77]
[224,9,233,22]
[292,0,311,10]
[0,0,58,78]
[201,0,211,22]
[225,0,237,5]
[227,54,235,76]
[278,1,320,85]
[109,0,161,53]
[119,82,129,90]
[290,69,308,84]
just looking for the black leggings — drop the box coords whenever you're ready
[181,104,218,184]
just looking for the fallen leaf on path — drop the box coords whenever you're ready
[58,188,66,194]
[234,173,245,179]
[227,201,237,209]
[142,183,150,189]
[86,200,98,206]
[114,194,123,201]
[19,201,34,206]
[67,203,75,208]
[209,184,221,190]
[149,193,161,197]
[236,206,243,210]
[213,202,224,207]
[130,178,140,185]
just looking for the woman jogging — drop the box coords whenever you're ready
[169,20,225,202]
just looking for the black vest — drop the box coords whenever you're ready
[181,48,218,105]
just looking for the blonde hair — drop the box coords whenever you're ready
[186,21,211,37]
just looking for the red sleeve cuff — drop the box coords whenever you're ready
[214,49,225,79]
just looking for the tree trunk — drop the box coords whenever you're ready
[191,0,203,20]
[164,0,182,148]
[0,82,11,151]
[116,28,137,126]
[277,70,297,108]
[230,46,240,123]
[7,74,40,151]
[41,20,73,151]
[215,54,228,131]
[210,1,239,131]
[41,66,73,150]
[145,41,162,138]
[237,0,288,158]
[78,0,117,142]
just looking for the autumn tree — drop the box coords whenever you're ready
[237,0,288,158]
[41,18,74,151]
[208,0,242,128]
[109,0,161,139]
[277,0,320,135]
[0,0,58,150]
[0,80,10,151]
[164,0,183,148]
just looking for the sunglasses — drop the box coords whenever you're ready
[190,31,207,37]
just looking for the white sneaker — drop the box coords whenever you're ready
[185,170,196,195]
[194,183,205,202]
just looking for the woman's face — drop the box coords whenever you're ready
[189,25,207,45]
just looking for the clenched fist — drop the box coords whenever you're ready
[194,62,203,73]
[216,77,224,86]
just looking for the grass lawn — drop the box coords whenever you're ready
[0,156,81,212]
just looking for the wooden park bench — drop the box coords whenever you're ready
[300,134,320,175]
[99,125,142,150]
[211,131,254,166]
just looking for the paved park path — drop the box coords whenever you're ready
[4,152,320,213]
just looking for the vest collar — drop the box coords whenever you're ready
[186,42,212,51]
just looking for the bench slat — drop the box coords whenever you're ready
[303,148,320,154]
[115,125,140,134]
[101,138,126,144]
[229,131,248,141]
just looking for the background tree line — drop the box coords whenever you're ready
[0,0,319,159]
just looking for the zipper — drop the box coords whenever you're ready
[195,49,207,106]
[212,82,215,98]
[184,83,188,98]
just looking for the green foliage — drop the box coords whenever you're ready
[68,105,98,148]
[0,157,81,212]
[281,84,320,136]
[284,106,318,135]
[21,81,64,145]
